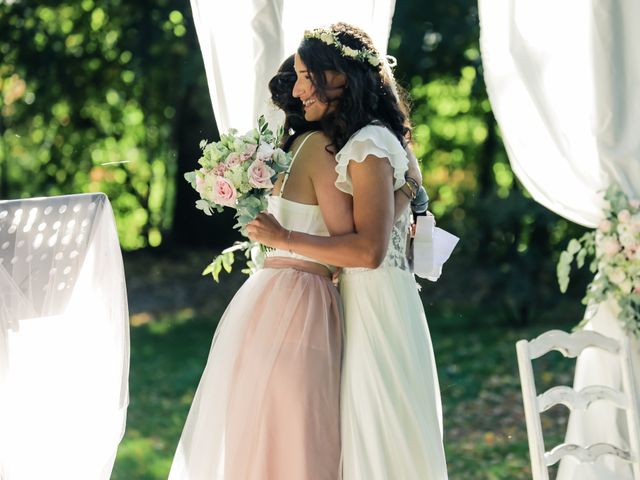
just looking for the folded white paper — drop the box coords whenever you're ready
[413,215,459,281]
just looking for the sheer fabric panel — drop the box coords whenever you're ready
[0,193,129,480]
[479,0,640,227]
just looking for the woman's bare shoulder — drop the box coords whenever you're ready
[305,131,333,154]
[297,132,335,170]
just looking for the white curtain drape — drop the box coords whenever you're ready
[479,1,640,478]
[190,0,397,134]
[479,0,640,226]
[0,193,129,480]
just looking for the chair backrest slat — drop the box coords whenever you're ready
[544,442,633,467]
[528,330,619,360]
[537,385,628,413]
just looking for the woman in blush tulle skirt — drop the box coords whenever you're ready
[168,56,355,480]
[168,262,342,479]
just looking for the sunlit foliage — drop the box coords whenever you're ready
[0,0,198,249]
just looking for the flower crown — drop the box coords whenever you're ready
[303,27,381,67]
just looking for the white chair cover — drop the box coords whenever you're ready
[0,193,129,480]
[190,0,397,134]
[478,2,640,478]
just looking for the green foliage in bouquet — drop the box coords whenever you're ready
[202,241,266,283]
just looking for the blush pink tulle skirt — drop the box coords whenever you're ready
[169,259,343,480]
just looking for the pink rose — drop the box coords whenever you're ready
[225,153,243,168]
[213,163,227,176]
[600,236,621,257]
[213,176,237,206]
[618,209,631,223]
[598,219,612,233]
[243,143,258,158]
[624,246,637,260]
[630,199,640,209]
[247,159,275,189]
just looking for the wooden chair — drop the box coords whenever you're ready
[516,330,640,479]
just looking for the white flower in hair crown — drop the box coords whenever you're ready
[303,27,382,67]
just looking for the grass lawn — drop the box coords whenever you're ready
[111,296,577,479]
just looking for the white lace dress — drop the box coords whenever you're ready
[336,125,449,479]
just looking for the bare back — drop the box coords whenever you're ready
[273,132,354,237]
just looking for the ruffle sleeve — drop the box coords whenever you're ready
[334,124,408,195]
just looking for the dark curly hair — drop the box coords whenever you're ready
[297,22,411,152]
[268,54,320,152]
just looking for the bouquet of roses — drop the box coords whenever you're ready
[557,184,640,335]
[185,116,291,231]
[185,116,291,280]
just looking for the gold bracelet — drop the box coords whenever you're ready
[399,184,413,200]
[405,176,421,197]
[401,181,418,200]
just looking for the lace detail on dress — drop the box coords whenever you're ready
[343,208,411,274]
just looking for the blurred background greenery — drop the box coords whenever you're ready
[1,0,591,478]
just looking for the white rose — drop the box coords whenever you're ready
[256,143,275,162]
[195,173,219,203]
[600,236,621,257]
[619,232,636,249]
[607,268,626,285]
[619,280,633,295]
[619,280,633,294]
[617,223,632,237]
[618,209,631,223]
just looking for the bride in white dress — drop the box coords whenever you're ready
[248,22,448,480]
